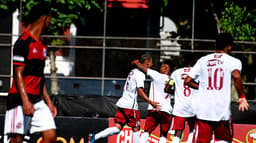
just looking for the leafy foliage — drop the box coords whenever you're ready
[220,2,256,41]
[0,0,103,35]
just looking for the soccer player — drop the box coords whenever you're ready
[88,54,159,143]
[4,2,57,143]
[184,33,249,143]
[168,67,198,143]
[132,60,172,143]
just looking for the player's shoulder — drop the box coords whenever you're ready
[15,31,33,45]
[132,68,145,75]
[174,67,190,73]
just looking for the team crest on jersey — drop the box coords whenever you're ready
[246,129,256,143]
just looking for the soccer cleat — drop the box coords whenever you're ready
[88,133,96,143]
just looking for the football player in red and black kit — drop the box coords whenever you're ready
[4,2,57,143]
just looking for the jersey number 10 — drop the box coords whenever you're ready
[207,68,224,90]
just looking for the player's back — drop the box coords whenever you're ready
[190,52,242,121]
[172,67,196,117]
[116,68,145,110]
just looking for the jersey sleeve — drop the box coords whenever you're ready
[231,58,242,72]
[13,39,29,66]
[170,70,176,80]
[136,71,145,89]
[147,68,162,80]
[189,58,201,79]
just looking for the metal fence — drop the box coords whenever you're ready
[0,34,256,100]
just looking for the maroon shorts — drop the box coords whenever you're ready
[170,116,195,131]
[143,110,171,137]
[114,108,140,128]
[194,119,233,143]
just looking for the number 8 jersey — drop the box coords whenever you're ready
[188,53,242,121]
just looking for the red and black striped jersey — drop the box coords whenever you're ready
[7,31,47,109]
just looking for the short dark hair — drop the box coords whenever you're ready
[28,2,51,24]
[216,33,233,50]
[139,54,152,63]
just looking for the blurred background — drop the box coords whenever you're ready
[0,0,255,114]
[0,1,255,142]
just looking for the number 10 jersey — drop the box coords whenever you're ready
[188,53,242,121]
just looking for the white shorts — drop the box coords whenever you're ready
[4,100,56,135]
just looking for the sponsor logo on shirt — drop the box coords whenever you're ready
[33,48,37,53]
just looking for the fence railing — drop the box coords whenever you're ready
[0,34,256,99]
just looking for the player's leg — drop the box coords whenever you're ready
[132,127,141,143]
[140,131,150,143]
[140,111,158,143]
[9,134,23,143]
[88,108,124,143]
[41,129,56,143]
[159,111,171,143]
[129,110,141,143]
[30,100,56,143]
[4,106,27,143]
[194,119,213,143]
[187,117,196,143]
[214,120,233,143]
[92,123,122,142]
[170,116,186,143]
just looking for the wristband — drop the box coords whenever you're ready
[239,94,246,98]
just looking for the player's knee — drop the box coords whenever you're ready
[42,129,56,143]
[132,126,140,132]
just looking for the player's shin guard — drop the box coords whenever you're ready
[133,131,141,143]
[139,132,149,143]
[95,127,120,140]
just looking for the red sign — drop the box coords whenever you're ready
[108,118,256,143]
[107,0,148,9]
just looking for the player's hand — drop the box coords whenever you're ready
[151,101,160,110]
[237,97,249,112]
[23,100,35,116]
[131,59,139,65]
[48,103,57,118]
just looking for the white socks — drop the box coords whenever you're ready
[159,137,167,143]
[140,132,149,143]
[95,126,121,140]
[187,132,194,143]
[133,131,141,143]
[172,136,180,143]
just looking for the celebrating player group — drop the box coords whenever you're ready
[3,2,248,143]
[88,33,248,143]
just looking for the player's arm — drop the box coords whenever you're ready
[132,59,147,73]
[137,87,160,109]
[43,83,57,117]
[14,66,35,116]
[184,76,199,89]
[232,70,249,111]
